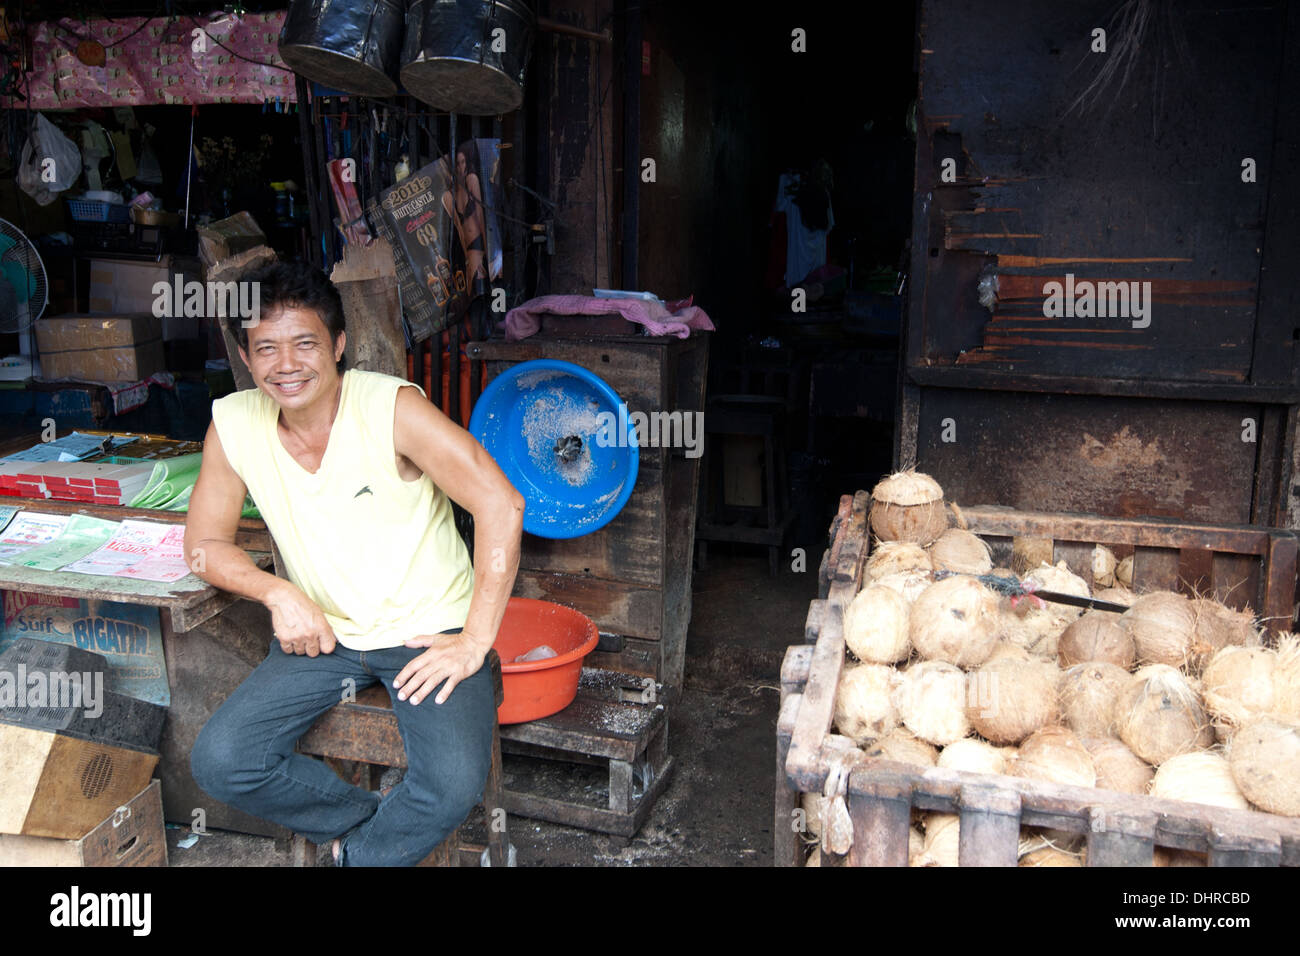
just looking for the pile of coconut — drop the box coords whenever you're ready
[804,470,1300,867]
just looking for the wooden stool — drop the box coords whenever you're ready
[289,649,512,867]
[695,395,796,576]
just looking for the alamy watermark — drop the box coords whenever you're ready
[152,276,261,328]
[1042,273,1151,329]
[0,664,104,718]
[594,405,704,459]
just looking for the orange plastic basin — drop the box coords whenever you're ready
[495,597,599,724]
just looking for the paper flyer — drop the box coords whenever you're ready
[14,514,121,571]
[0,505,17,535]
[62,519,192,583]
[0,512,71,564]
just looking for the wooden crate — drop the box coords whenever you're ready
[0,724,159,840]
[0,779,166,866]
[468,334,709,692]
[778,493,1300,866]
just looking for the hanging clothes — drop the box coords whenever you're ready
[774,172,834,288]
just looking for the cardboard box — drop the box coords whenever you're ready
[196,211,267,272]
[36,313,165,383]
[0,779,166,866]
[88,256,202,340]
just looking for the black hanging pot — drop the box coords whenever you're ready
[278,0,407,97]
[400,0,535,115]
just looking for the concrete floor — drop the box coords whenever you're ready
[163,550,817,867]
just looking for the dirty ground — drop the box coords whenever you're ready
[164,551,816,867]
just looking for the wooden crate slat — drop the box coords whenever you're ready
[784,604,846,793]
[1133,546,1181,593]
[957,784,1021,867]
[1177,546,1215,597]
[803,600,826,645]
[961,505,1275,553]
[781,645,813,696]
[775,693,804,867]
[1211,551,1261,610]
[846,769,912,867]
[1085,807,1156,866]
[1262,531,1299,635]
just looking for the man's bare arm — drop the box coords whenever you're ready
[184,422,337,656]
[391,385,524,703]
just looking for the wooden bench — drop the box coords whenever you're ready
[291,649,511,867]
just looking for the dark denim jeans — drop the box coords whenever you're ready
[190,636,494,866]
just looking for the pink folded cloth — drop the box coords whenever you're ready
[105,371,176,415]
[504,294,715,341]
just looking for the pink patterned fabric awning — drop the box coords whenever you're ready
[22,12,298,109]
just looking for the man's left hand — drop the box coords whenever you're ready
[395,631,490,705]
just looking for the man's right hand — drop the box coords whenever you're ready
[266,581,337,656]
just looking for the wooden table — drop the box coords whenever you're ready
[0,498,285,837]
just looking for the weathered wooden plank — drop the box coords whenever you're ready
[1262,531,1299,635]
[1086,807,1156,867]
[963,506,1272,554]
[803,600,826,646]
[781,645,814,697]
[512,570,663,644]
[775,693,803,867]
[846,770,912,868]
[784,605,846,793]
[958,784,1021,867]
[1178,547,1215,598]
[1133,546,1180,594]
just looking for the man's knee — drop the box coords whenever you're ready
[190,716,262,800]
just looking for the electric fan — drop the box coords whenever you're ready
[0,218,49,381]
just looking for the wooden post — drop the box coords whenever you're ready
[846,769,912,867]
[331,237,405,379]
[1086,807,1156,867]
[957,784,1021,867]
[209,244,278,391]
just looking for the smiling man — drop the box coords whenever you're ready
[184,262,523,866]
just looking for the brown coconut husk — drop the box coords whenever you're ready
[844,585,912,665]
[1115,554,1134,589]
[937,737,1009,775]
[800,791,825,839]
[1115,664,1215,765]
[1000,561,1091,661]
[913,813,960,867]
[834,663,902,744]
[1006,726,1097,788]
[863,728,940,768]
[1094,585,1137,607]
[1188,598,1260,673]
[909,576,1001,667]
[870,569,933,604]
[1228,716,1300,816]
[1201,645,1276,741]
[870,471,949,546]
[1274,635,1300,721]
[894,660,970,747]
[1151,752,1251,810]
[987,641,1031,663]
[1083,736,1154,794]
[928,528,993,575]
[1060,661,1130,739]
[865,540,932,580]
[1092,545,1119,589]
[967,657,1059,745]
[1122,591,1197,668]
[1058,611,1136,669]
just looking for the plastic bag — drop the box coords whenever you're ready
[17,114,82,206]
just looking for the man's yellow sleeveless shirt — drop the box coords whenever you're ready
[210,368,474,650]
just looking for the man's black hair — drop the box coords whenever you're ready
[227,261,347,372]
